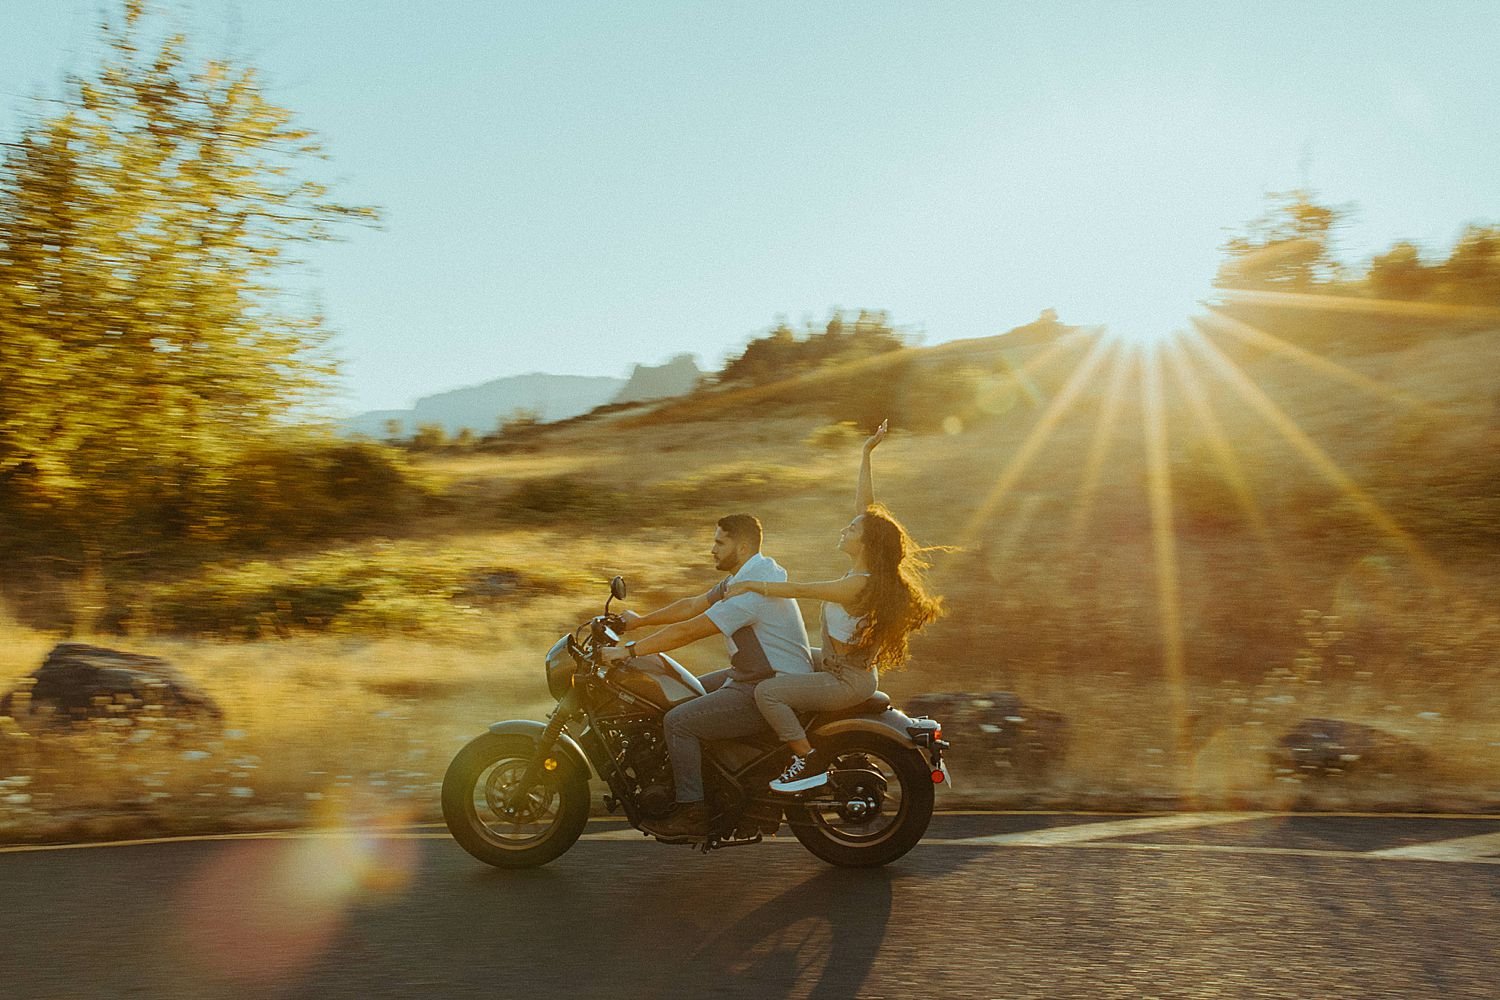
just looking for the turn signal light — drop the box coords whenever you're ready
[930,769,944,784]
[543,757,559,772]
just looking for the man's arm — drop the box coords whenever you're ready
[612,612,720,659]
[622,586,719,632]
[603,611,726,665]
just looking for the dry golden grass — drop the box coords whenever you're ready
[3,323,1499,840]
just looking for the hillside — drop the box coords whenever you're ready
[4,310,1497,830]
[362,312,1498,693]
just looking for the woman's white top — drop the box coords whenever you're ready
[823,572,871,644]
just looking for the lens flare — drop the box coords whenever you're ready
[172,818,419,991]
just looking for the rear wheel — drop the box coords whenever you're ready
[442,733,591,868]
[786,732,934,868]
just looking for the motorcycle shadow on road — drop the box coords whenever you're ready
[643,851,981,1000]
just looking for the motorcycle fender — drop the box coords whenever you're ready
[486,719,593,779]
[810,710,920,750]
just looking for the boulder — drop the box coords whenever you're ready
[903,691,1068,777]
[0,643,222,728]
[1276,718,1427,777]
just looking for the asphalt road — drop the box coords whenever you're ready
[4,812,1500,999]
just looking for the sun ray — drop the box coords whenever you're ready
[1215,286,1500,322]
[1197,307,1430,410]
[1065,344,1135,549]
[1161,329,1289,576]
[1139,342,1191,775]
[1180,331,1446,587]
[958,332,1115,549]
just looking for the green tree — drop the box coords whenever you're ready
[0,2,376,570]
[1216,189,1349,291]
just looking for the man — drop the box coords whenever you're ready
[600,513,812,839]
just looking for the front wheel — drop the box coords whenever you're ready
[786,732,935,868]
[442,733,591,868]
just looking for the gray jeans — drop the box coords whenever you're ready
[662,668,770,803]
[754,663,878,744]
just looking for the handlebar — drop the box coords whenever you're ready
[571,614,627,669]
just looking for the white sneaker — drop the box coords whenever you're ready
[769,752,829,794]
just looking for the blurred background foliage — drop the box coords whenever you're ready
[0,2,1497,647]
[0,4,414,597]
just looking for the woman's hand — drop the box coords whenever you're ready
[725,580,757,598]
[863,418,888,453]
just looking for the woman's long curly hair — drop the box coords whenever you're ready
[848,503,946,671]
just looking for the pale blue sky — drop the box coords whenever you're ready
[3,1,1496,414]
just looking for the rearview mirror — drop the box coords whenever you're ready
[610,575,627,600]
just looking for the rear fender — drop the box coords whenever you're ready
[486,719,594,779]
[809,709,921,751]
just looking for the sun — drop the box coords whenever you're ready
[1104,296,1206,347]
[1095,293,1210,349]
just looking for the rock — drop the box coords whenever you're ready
[903,691,1068,778]
[1276,718,1427,777]
[611,353,703,405]
[0,643,222,729]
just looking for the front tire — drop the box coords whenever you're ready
[442,733,591,868]
[786,732,934,868]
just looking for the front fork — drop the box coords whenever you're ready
[506,688,581,809]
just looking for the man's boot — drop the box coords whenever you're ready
[643,801,712,840]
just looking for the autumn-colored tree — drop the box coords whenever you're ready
[718,309,905,385]
[1440,224,1500,304]
[1366,241,1438,300]
[1216,190,1349,291]
[0,3,376,571]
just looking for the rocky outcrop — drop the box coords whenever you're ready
[0,643,222,729]
[1276,718,1428,777]
[903,691,1068,778]
[611,354,703,405]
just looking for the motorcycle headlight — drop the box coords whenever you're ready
[545,634,577,700]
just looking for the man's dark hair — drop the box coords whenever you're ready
[717,513,763,551]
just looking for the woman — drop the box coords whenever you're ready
[726,419,944,793]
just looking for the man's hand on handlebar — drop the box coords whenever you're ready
[600,645,634,665]
[618,609,642,631]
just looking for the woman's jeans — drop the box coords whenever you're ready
[753,660,878,745]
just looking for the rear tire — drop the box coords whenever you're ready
[442,733,591,869]
[786,732,934,868]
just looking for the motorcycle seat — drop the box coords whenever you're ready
[807,691,892,727]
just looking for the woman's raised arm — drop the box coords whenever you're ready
[854,419,887,515]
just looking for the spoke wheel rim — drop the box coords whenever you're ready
[471,756,564,849]
[806,749,907,846]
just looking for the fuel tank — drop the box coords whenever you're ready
[608,653,707,709]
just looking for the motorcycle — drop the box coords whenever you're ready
[442,576,952,868]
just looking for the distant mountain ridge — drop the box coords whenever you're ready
[341,355,701,438]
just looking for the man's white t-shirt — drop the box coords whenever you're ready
[703,552,813,684]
